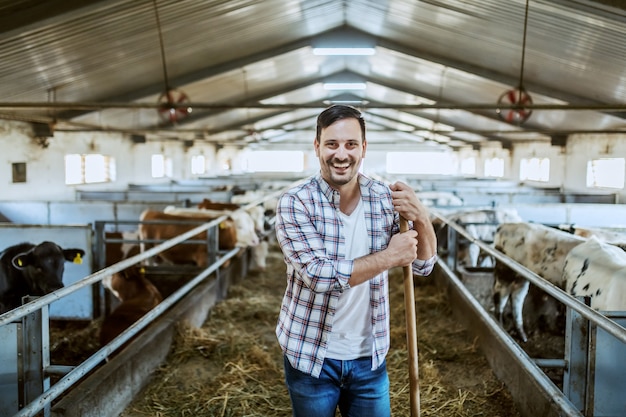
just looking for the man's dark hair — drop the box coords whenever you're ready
[315,105,366,142]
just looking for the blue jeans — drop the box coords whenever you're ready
[283,355,390,417]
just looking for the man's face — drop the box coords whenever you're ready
[314,118,366,189]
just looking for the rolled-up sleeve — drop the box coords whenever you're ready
[412,254,437,276]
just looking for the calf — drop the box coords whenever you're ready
[100,265,163,346]
[0,241,85,314]
[564,236,626,311]
[492,222,585,342]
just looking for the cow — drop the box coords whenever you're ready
[196,198,240,211]
[492,222,586,342]
[563,236,626,311]
[138,209,238,267]
[163,206,260,247]
[434,208,523,268]
[175,201,270,270]
[0,241,85,314]
[99,264,163,347]
[197,198,271,237]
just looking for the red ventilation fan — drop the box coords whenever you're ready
[157,89,192,124]
[496,87,533,125]
[497,0,534,126]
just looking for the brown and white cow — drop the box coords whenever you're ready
[492,222,586,342]
[100,264,163,347]
[173,203,270,271]
[563,235,626,311]
[138,209,238,267]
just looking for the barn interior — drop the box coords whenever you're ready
[1,1,626,416]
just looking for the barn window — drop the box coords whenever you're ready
[64,154,116,185]
[12,162,27,183]
[586,158,625,189]
[151,154,173,178]
[244,151,304,172]
[460,157,476,175]
[386,152,456,175]
[191,155,206,175]
[520,157,550,182]
[484,158,504,177]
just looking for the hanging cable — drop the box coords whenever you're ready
[153,0,170,93]
[518,0,530,91]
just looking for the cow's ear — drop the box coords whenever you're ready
[64,249,86,264]
[12,253,31,270]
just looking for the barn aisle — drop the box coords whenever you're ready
[118,242,520,416]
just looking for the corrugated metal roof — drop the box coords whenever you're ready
[0,0,624,150]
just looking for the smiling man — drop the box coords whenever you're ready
[275,104,437,417]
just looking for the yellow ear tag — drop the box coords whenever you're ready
[17,258,23,267]
[73,253,83,264]
[140,267,146,275]
[219,223,226,229]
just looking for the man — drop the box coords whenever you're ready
[275,104,437,417]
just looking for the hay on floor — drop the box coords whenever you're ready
[120,244,520,417]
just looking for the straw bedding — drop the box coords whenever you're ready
[112,242,521,417]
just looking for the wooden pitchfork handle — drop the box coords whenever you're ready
[400,216,421,417]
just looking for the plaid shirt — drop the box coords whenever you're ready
[275,173,436,377]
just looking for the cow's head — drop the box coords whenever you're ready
[11,241,85,295]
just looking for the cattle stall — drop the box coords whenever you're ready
[434,213,626,416]
[0,187,279,417]
[0,219,249,417]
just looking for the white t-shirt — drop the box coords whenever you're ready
[326,199,374,360]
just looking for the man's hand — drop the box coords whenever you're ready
[387,229,418,267]
[390,181,430,223]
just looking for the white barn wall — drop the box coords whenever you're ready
[1,120,221,201]
[1,119,625,203]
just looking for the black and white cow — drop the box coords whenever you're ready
[492,222,585,342]
[0,242,85,314]
[563,235,626,311]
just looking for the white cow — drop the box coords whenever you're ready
[492,222,586,342]
[563,236,626,311]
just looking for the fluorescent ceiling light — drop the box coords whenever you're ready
[323,82,367,90]
[324,99,370,105]
[313,47,376,56]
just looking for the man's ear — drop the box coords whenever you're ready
[314,137,320,156]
